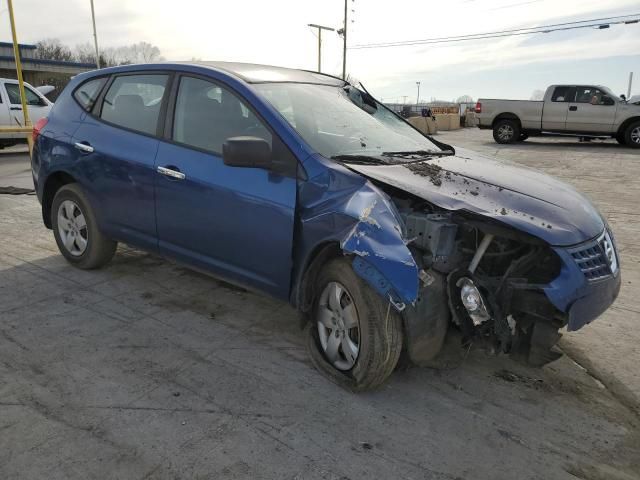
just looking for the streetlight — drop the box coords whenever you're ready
[416,81,421,106]
[308,24,335,73]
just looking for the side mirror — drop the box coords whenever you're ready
[223,136,272,169]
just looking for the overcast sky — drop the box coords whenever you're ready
[3,0,639,101]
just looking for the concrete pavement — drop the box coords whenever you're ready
[1,132,639,479]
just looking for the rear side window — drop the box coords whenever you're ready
[73,77,106,111]
[551,87,574,102]
[100,74,168,136]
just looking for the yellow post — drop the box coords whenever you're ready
[6,0,33,156]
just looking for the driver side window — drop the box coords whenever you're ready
[575,87,611,106]
[172,76,271,154]
[5,84,45,106]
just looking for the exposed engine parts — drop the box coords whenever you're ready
[392,194,565,366]
[456,277,490,326]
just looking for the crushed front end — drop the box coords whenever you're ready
[389,191,621,367]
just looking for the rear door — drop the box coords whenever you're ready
[565,86,617,133]
[70,73,170,249]
[541,86,574,131]
[154,74,297,298]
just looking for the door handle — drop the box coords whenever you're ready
[74,142,94,154]
[157,166,185,180]
[10,106,22,111]
[569,106,578,111]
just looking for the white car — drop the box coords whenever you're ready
[0,78,53,147]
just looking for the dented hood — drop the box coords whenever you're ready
[343,147,604,246]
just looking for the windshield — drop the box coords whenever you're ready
[254,83,441,159]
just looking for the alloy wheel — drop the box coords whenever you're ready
[317,281,360,371]
[498,124,514,141]
[631,126,640,145]
[57,200,88,256]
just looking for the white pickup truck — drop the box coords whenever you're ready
[476,84,640,148]
[0,78,53,148]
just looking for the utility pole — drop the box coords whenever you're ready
[308,24,334,72]
[402,95,408,104]
[90,0,101,68]
[416,81,421,106]
[342,0,348,79]
[6,0,32,154]
[628,72,634,98]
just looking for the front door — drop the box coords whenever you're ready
[154,75,297,298]
[565,86,618,133]
[4,83,51,127]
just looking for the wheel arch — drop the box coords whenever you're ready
[41,171,77,229]
[616,116,640,137]
[492,113,522,129]
[292,240,343,317]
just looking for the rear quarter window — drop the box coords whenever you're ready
[73,77,107,111]
[551,87,574,102]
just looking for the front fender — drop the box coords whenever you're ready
[293,155,419,309]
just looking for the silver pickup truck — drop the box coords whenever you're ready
[476,85,640,148]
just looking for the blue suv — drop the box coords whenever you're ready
[32,62,621,390]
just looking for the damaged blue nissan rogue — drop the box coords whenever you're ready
[32,62,621,390]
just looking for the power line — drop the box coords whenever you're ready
[350,13,640,49]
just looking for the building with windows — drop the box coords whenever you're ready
[0,42,95,99]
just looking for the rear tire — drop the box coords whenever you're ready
[493,119,520,144]
[624,121,640,148]
[52,183,117,269]
[306,258,403,391]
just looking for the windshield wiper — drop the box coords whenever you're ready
[331,154,388,165]
[382,149,454,158]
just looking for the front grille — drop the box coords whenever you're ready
[569,230,618,281]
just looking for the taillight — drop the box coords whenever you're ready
[32,117,48,142]
[475,102,482,114]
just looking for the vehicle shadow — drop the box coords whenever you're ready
[2,246,639,479]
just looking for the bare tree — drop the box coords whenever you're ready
[73,41,164,67]
[35,38,75,62]
[456,94,474,104]
[530,89,545,101]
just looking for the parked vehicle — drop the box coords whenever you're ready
[0,78,53,148]
[476,84,640,147]
[32,63,621,390]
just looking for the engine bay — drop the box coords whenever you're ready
[390,189,567,367]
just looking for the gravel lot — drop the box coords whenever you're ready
[1,130,639,480]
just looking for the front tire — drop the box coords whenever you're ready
[52,183,117,269]
[493,119,520,144]
[624,121,640,148]
[306,258,403,391]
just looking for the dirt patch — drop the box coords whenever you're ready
[404,162,443,186]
